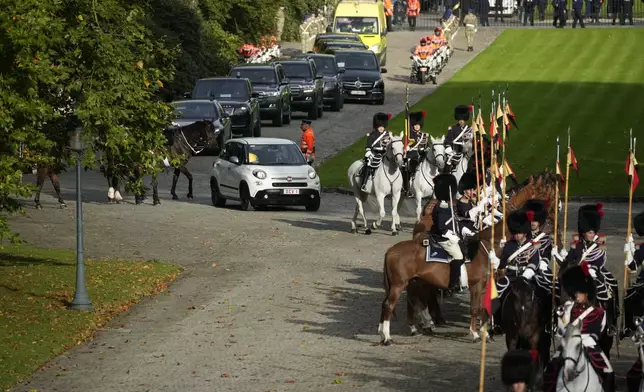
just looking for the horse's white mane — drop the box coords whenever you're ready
[430,135,445,143]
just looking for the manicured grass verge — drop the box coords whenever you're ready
[318,28,644,196]
[0,245,182,390]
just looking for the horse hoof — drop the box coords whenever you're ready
[153,200,161,206]
[421,327,435,336]
[350,228,357,234]
[391,231,398,236]
[381,339,394,346]
[135,200,143,205]
[364,228,372,235]
[186,194,193,200]
[486,335,494,343]
[410,330,418,337]
[372,222,378,229]
[396,224,402,231]
[59,203,67,209]
[434,318,446,326]
[171,194,179,200]
[35,204,43,210]
[472,337,482,343]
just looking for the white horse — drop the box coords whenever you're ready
[556,320,604,392]
[347,135,405,235]
[447,131,474,198]
[408,135,446,221]
[631,317,644,392]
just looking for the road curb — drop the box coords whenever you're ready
[321,186,644,203]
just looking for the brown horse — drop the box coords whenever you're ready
[378,172,559,345]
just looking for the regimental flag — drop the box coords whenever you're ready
[477,110,485,135]
[556,159,565,191]
[504,102,518,130]
[568,147,579,177]
[498,159,516,181]
[482,272,500,324]
[495,104,505,146]
[626,152,640,192]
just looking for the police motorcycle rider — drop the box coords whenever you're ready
[361,113,392,192]
[552,203,621,332]
[402,111,429,197]
[621,211,644,339]
[427,174,467,293]
[444,104,473,174]
[489,208,541,333]
[542,262,615,392]
[410,38,434,83]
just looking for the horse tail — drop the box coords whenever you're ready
[382,249,398,320]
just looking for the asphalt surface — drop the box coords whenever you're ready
[8,29,643,392]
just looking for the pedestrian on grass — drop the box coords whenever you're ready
[464,9,477,51]
[572,0,586,27]
[552,0,567,27]
[523,0,535,25]
[537,0,547,20]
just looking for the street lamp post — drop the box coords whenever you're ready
[69,127,94,311]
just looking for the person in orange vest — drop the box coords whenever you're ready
[412,38,432,59]
[238,43,258,61]
[300,120,315,164]
[428,27,447,46]
[407,0,421,31]
[384,0,393,31]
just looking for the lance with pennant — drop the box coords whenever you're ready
[551,136,561,354]
[477,94,486,232]
[561,127,572,249]
[623,129,637,341]
[501,88,508,242]
[472,97,481,206]
[403,85,410,157]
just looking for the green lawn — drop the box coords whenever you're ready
[0,245,182,390]
[318,29,644,196]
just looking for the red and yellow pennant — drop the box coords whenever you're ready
[504,102,518,130]
[568,147,579,177]
[556,159,565,191]
[626,152,640,192]
[482,273,500,324]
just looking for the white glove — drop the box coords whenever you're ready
[445,146,454,155]
[461,227,474,237]
[364,150,373,158]
[551,247,561,260]
[489,251,500,270]
[625,246,634,266]
[482,215,493,227]
[539,259,549,271]
[559,248,568,259]
[522,268,536,280]
[444,231,460,243]
[588,268,597,278]
[499,238,507,248]
[493,209,503,219]
[467,206,481,221]
[628,234,636,254]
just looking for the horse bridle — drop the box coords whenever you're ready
[561,333,591,392]
[382,139,403,185]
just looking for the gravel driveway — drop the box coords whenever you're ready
[8,29,642,392]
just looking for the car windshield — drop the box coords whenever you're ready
[235,69,277,85]
[281,63,313,79]
[247,143,306,166]
[325,41,365,49]
[193,80,249,101]
[318,34,360,42]
[173,102,217,119]
[334,17,378,34]
[334,52,378,70]
[312,57,337,75]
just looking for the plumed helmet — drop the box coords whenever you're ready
[577,203,603,234]
[524,199,547,226]
[434,26,443,33]
[454,104,471,121]
[634,211,644,237]
[507,209,531,235]
[434,174,457,202]
[458,172,477,193]
[501,350,536,386]
[373,112,390,129]
[562,262,596,301]
[409,111,426,127]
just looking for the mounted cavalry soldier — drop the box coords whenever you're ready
[428,174,465,293]
[525,199,554,278]
[553,203,620,331]
[622,211,644,338]
[543,262,615,392]
[456,171,478,237]
[444,104,473,173]
[361,113,392,192]
[402,111,429,197]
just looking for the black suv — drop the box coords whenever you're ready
[229,63,292,127]
[190,77,261,137]
[295,53,344,111]
[333,50,387,105]
[274,59,324,119]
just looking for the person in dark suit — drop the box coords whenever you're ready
[553,0,567,27]
[537,0,547,19]
[478,0,490,25]
[572,0,585,26]
[523,0,536,25]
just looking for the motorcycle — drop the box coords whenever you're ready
[409,55,436,85]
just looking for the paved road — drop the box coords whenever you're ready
[8,30,642,392]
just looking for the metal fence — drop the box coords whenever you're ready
[392,0,643,27]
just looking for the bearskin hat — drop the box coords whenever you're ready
[409,111,426,127]
[577,203,603,234]
[373,112,390,130]
[561,262,596,301]
[634,211,644,237]
[524,199,547,226]
[507,209,531,235]
[501,350,536,386]
[434,174,457,202]
[454,104,471,121]
[458,172,477,193]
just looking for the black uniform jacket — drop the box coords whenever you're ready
[498,239,540,271]
[430,202,456,240]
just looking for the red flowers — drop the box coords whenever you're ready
[526,210,535,222]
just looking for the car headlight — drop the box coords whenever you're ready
[233,106,248,115]
[253,169,267,179]
[308,168,317,179]
[374,79,383,86]
[265,91,279,97]
[303,87,314,93]
[369,45,380,52]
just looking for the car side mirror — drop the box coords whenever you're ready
[338,68,345,73]
[281,79,290,85]
[315,74,323,79]
[183,92,192,99]
[229,156,240,165]
[251,92,260,98]
[380,68,388,74]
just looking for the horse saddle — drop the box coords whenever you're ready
[423,237,451,263]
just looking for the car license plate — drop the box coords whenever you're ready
[419,67,427,72]
[350,90,367,95]
[283,189,300,195]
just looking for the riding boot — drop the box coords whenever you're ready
[602,372,615,392]
[448,259,464,291]
[401,168,410,195]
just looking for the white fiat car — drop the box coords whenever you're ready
[209,138,321,211]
